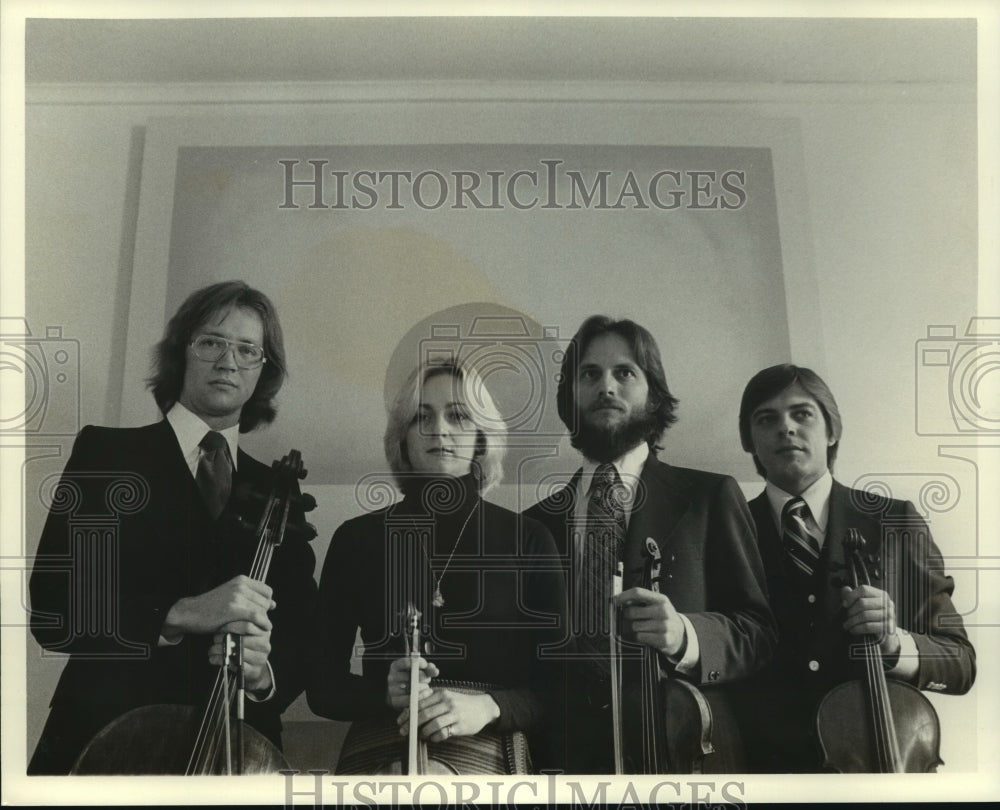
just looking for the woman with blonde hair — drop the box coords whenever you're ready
[308,360,565,773]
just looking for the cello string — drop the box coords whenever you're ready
[852,544,899,773]
[188,476,284,773]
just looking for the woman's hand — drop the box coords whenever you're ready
[385,655,438,710]
[396,689,500,743]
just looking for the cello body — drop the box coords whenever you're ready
[814,528,943,773]
[817,680,942,773]
[72,705,289,775]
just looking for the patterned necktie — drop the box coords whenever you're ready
[781,497,822,577]
[578,463,628,675]
[196,431,232,519]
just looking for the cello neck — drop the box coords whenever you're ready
[848,542,903,773]
[186,450,310,775]
[640,537,666,772]
[405,604,425,775]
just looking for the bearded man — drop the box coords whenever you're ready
[524,315,775,774]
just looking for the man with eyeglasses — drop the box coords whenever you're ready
[28,280,318,774]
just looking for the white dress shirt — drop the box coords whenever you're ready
[166,402,240,476]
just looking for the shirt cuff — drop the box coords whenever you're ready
[157,633,183,647]
[885,630,919,681]
[659,614,700,676]
[247,661,276,703]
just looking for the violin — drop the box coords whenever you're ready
[71,450,317,775]
[610,538,715,774]
[340,601,531,776]
[816,528,942,772]
[374,604,456,775]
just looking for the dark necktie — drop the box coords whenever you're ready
[197,431,232,519]
[782,497,822,577]
[578,463,628,676]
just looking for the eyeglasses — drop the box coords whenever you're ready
[190,335,267,369]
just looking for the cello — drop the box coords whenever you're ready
[71,450,317,775]
[609,538,716,773]
[816,528,942,772]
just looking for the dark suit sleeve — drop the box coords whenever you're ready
[29,426,175,655]
[894,500,975,694]
[486,518,568,734]
[682,476,777,684]
[307,518,388,720]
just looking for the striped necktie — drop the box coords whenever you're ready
[578,463,628,676]
[781,497,821,577]
[196,431,232,520]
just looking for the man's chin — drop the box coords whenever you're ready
[573,414,654,463]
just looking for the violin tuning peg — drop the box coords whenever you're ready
[872,568,881,579]
[299,492,317,512]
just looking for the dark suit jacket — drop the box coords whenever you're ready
[524,455,776,772]
[28,421,318,774]
[740,480,976,772]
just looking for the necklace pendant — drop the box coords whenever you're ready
[432,587,445,608]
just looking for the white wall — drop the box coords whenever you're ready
[22,79,983,772]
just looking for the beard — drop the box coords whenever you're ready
[572,406,659,463]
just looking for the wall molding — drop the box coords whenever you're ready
[26,79,976,107]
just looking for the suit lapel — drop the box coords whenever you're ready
[825,480,886,592]
[622,458,691,586]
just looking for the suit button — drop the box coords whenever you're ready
[808,660,820,672]
[807,594,816,604]
[709,670,720,681]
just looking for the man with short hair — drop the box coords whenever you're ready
[28,280,318,774]
[525,315,775,774]
[736,363,975,772]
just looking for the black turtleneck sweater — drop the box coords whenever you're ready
[308,474,566,740]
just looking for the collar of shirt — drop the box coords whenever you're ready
[573,441,650,526]
[166,402,240,477]
[764,469,833,544]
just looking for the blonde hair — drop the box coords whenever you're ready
[384,360,507,493]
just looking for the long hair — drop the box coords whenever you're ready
[555,315,679,454]
[147,280,286,433]
[384,360,507,493]
[738,363,843,477]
